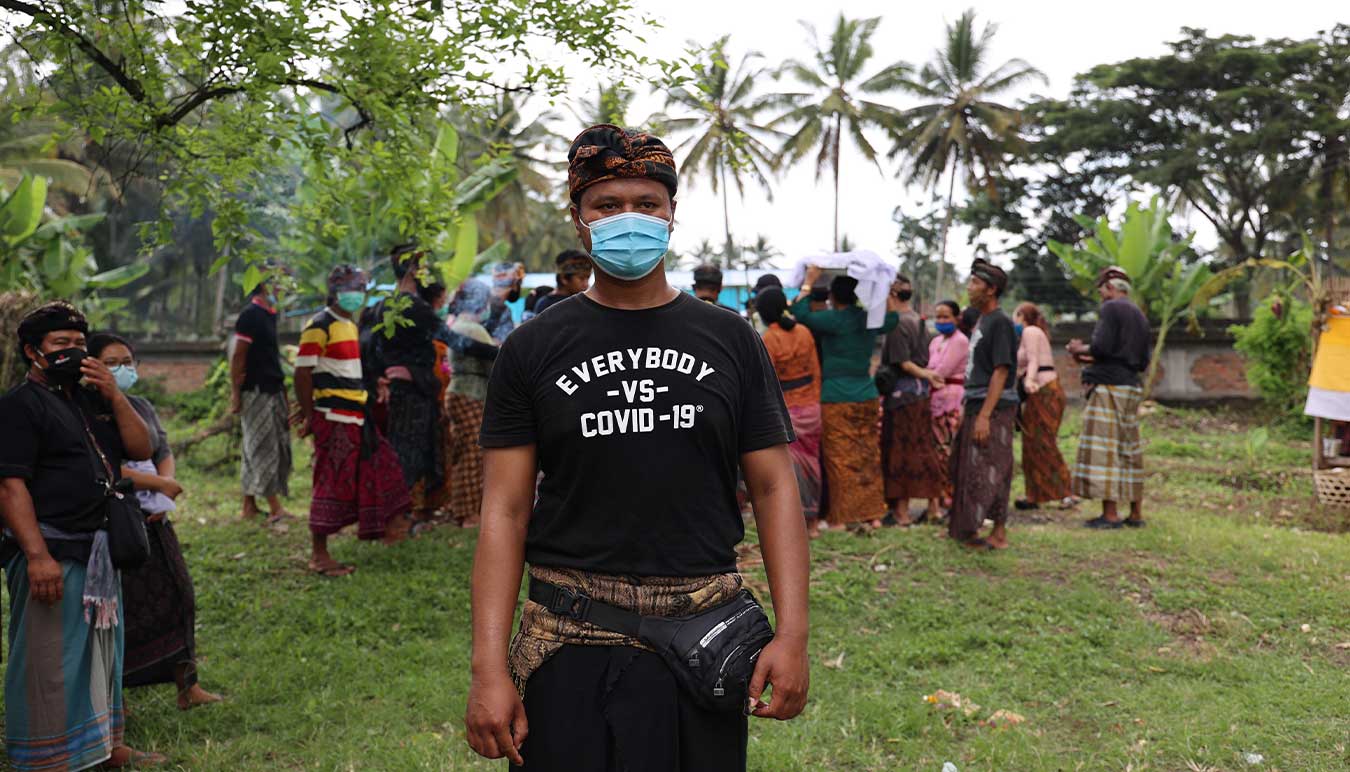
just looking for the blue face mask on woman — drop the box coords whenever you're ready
[1014,323,1025,336]
[583,212,672,281]
[935,321,956,336]
[112,364,138,392]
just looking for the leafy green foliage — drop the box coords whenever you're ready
[1,174,148,325]
[1230,297,1314,417]
[1,0,653,274]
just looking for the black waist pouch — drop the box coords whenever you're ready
[529,577,775,713]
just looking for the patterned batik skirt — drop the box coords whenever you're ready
[1020,379,1073,503]
[5,554,124,772]
[881,398,946,501]
[820,401,887,525]
[786,403,823,521]
[948,403,1017,541]
[1072,384,1145,503]
[444,392,486,526]
[309,415,412,539]
[122,518,197,689]
[931,409,963,500]
[386,379,445,509]
[240,389,291,498]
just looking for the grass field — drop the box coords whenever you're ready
[3,404,1347,771]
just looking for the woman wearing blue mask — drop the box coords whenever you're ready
[89,333,224,712]
[927,300,970,510]
[465,124,809,772]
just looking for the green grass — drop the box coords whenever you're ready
[4,405,1348,770]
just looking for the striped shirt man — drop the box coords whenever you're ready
[296,308,366,424]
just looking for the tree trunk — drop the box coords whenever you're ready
[934,155,959,300]
[720,157,733,267]
[212,243,230,335]
[832,115,841,252]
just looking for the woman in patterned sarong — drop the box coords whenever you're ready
[90,333,223,711]
[1014,303,1075,509]
[927,301,968,505]
[443,279,501,526]
[755,287,824,536]
[791,269,898,529]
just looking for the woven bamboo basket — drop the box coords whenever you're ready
[1313,469,1350,508]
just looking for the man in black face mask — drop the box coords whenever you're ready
[0,301,163,769]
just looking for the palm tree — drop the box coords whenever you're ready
[455,94,563,250]
[771,14,911,251]
[573,83,635,128]
[659,36,781,266]
[888,9,1046,296]
[741,234,783,268]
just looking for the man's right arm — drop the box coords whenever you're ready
[464,443,536,766]
[0,479,62,604]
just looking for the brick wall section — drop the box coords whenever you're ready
[1189,352,1250,394]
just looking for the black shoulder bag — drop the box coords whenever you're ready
[529,577,776,714]
[74,405,150,570]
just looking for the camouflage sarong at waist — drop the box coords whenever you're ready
[507,565,744,696]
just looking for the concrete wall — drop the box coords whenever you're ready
[1049,320,1251,402]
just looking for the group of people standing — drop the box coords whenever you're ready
[748,257,1152,550]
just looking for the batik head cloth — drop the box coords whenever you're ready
[1096,265,1131,287]
[567,124,678,204]
[970,258,1009,295]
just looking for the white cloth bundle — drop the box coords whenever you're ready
[788,250,898,328]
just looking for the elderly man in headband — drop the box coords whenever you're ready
[1067,265,1151,529]
[465,124,810,771]
[947,258,1020,550]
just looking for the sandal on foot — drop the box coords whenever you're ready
[307,561,355,577]
[959,537,995,552]
[1014,499,1038,510]
[1123,519,1146,528]
[1083,517,1124,530]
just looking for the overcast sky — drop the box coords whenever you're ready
[554,0,1341,276]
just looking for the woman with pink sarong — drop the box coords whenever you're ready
[928,300,969,506]
[754,287,824,537]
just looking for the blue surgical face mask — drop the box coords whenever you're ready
[336,291,365,313]
[583,212,671,281]
[935,321,956,336]
[1014,323,1025,336]
[112,364,138,392]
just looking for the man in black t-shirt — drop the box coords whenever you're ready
[0,301,163,769]
[692,262,741,314]
[230,278,293,523]
[1067,266,1151,529]
[464,124,810,772]
[949,259,1019,550]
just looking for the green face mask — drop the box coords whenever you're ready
[336,291,365,313]
[435,304,450,320]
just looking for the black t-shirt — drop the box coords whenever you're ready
[1084,298,1151,386]
[963,308,1019,408]
[480,292,794,576]
[532,292,572,316]
[0,380,126,533]
[380,292,441,371]
[234,299,284,393]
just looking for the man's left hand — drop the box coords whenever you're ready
[973,413,991,445]
[80,357,119,400]
[747,636,809,720]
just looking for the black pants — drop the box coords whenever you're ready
[512,645,748,772]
